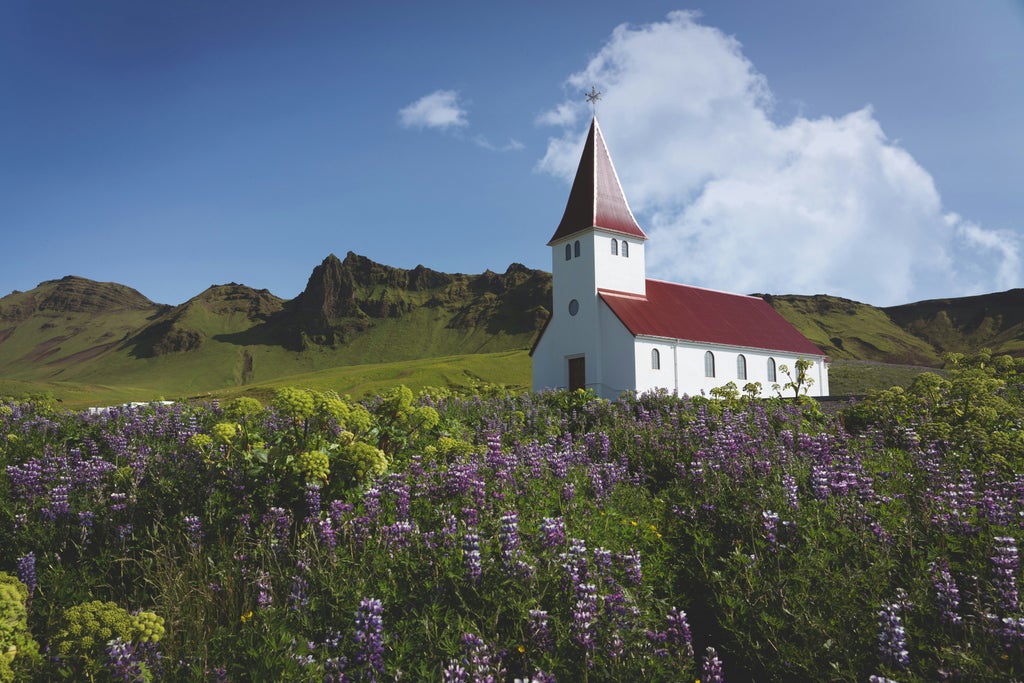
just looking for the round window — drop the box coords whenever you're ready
[568,299,580,316]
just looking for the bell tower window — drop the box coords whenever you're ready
[574,240,581,258]
[611,238,618,255]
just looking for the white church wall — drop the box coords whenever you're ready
[634,336,829,398]
[596,302,637,399]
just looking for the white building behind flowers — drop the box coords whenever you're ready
[531,116,829,400]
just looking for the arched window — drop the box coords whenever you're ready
[611,238,618,255]
[621,241,629,257]
[737,354,747,380]
[565,244,572,261]
[574,240,581,257]
[651,348,660,370]
[704,350,715,378]
[767,357,777,382]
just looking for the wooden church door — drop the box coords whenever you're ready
[568,356,586,391]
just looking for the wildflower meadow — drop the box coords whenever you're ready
[2,351,1023,681]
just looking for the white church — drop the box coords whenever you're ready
[531,117,830,400]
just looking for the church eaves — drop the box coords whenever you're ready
[547,117,648,245]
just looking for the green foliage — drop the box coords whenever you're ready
[0,573,39,682]
[371,385,441,454]
[775,357,816,397]
[844,350,1024,467]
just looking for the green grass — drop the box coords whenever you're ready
[1,350,532,409]
[2,351,938,410]
[827,358,941,395]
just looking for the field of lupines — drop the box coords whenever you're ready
[1,351,1023,681]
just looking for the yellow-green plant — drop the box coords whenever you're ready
[54,600,137,658]
[0,573,39,682]
[336,440,388,483]
[295,450,330,483]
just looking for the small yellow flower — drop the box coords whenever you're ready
[649,524,657,532]
[517,645,525,654]
[631,520,638,527]
[240,610,253,623]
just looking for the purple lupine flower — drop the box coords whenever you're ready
[461,507,479,527]
[384,474,411,521]
[499,511,521,570]
[877,598,910,669]
[762,510,779,546]
[442,661,468,682]
[570,582,599,653]
[930,559,962,626]
[288,557,310,611]
[354,597,385,681]
[110,492,128,512]
[666,606,694,658]
[183,515,203,549]
[782,472,799,509]
[363,487,382,521]
[78,510,95,543]
[592,547,613,575]
[106,638,150,682]
[16,552,36,599]
[264,507,292,549]
[381,520,418,555]
[305,482,322,521]
[991,536,1019,613]
[562,482,575,502]
[459,633,506,681]
[620,548,642,586]
[989,614,1024,647]
[528,608,552,651]
[702,646,725,683]
[463,532,482,585]
[317,516,338,551]
[539,516,565,549]
[256,570,273,609]
[329,500,355,525]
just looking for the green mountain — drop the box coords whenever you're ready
[2,253,1022,405]
[0,252,551,400]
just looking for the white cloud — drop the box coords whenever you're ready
[473,135,525,152]
[398,90,468,130]
[537,11,1021,306]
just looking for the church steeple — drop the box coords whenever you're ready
[547,117,648,246]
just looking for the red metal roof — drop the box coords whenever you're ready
[599,280,826,356]
[548,118,648,245]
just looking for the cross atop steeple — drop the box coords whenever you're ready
[585,86,602,115]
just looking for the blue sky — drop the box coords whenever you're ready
[2,1,1022,307]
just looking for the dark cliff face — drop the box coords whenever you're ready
[283,252,553,347]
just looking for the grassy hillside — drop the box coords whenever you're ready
[884,288,1024,357]
[761,294,943,365]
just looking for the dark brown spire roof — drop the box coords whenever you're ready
[548,117,648,245]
